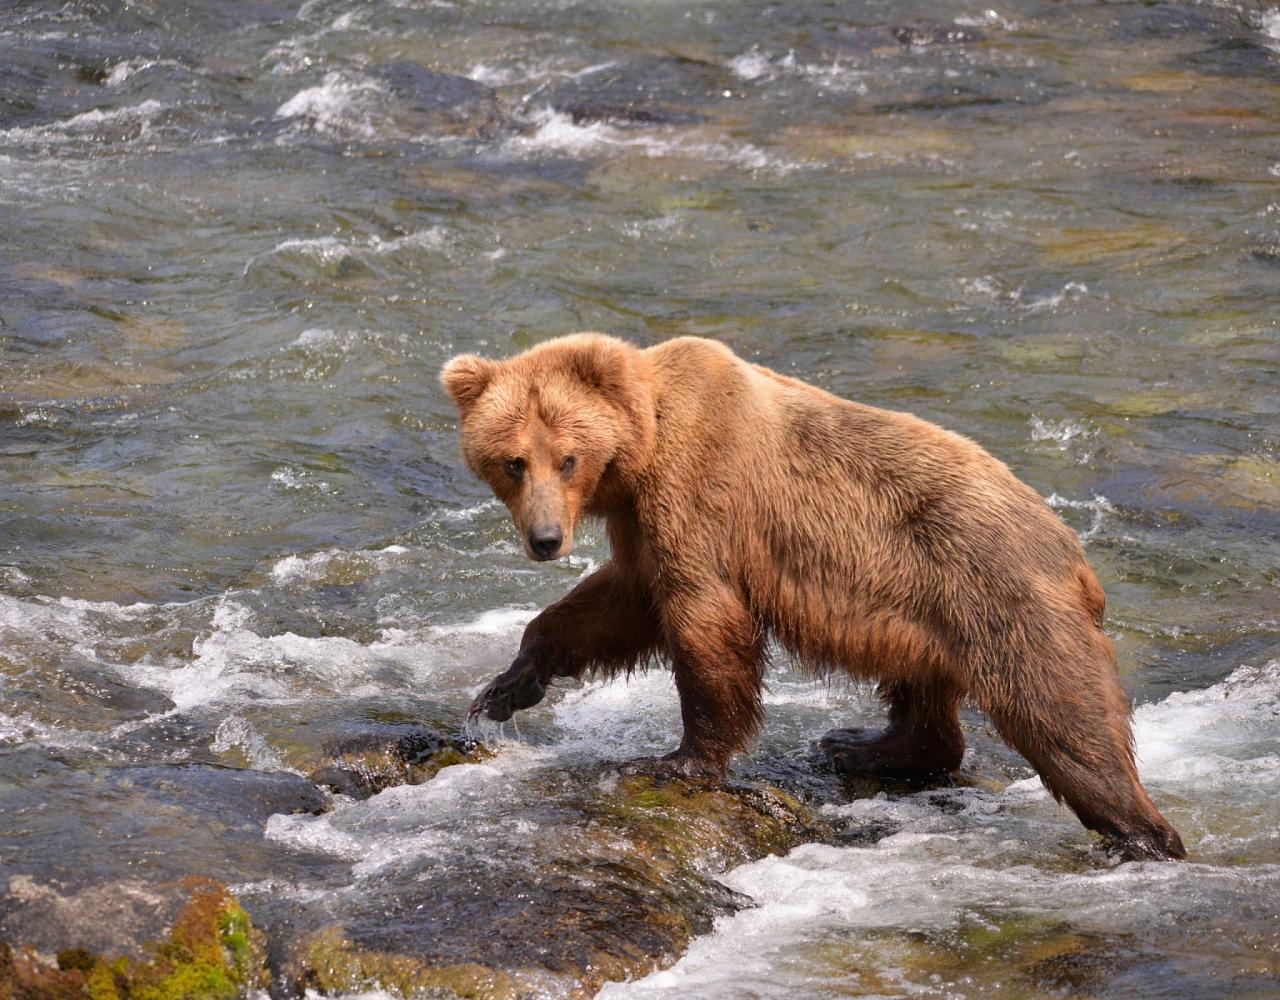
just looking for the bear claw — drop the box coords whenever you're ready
[468,667,545,722]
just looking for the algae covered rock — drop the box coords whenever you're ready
[306,728,491,799]
[0,876,267,999]
[292,927,564,999]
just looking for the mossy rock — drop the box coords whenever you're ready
[307,729,493,798]
[791,918,1134,997]
[1169,454,1280,510]
[293,927,564,999]
[599,774,825,871]
[0,877,267,999]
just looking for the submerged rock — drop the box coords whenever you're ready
[828,21,985,53]
[290,928,564,999]
[370,62,504,138]
[0,876,267,999]
[554,99,707,128]
[542,56,730,130]
[0,757,333,889]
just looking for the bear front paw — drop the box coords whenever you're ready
[467,667,546,722]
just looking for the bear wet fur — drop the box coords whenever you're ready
[440,334,1186,862]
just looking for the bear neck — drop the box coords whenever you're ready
[588,352,657,517]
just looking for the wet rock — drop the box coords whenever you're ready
[290,928,564,999]
[370,62,503,138]
[399,163,575,206]
[119,764,329,825]
[871,85,1020,115]
[0,876,267,999]
[891,22,985,47]
[542,57,731,130]
[774,122,963,165]
[554,99,706,128]
[1153,454,1280,511]
[3,358,182,403]
[1114,69,1217,95]
[1024,942,1133,994]
[307,728,491,799]
[1036,222,1188,267]
[211,701,495,798]
[271,773,828,997]
[1184,38,1280,80]
[0,760,332,889]
[828,21,984,53]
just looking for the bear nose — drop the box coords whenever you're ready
[528,526,563,560]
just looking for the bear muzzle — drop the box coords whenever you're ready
[527,524,566,561]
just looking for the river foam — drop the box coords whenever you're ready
[274,71,386,138]
[505,106,788,173]
[0,100,168,146]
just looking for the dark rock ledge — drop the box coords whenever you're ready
[0,726,830,999]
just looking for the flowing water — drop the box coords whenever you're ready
[1,0,1278,996]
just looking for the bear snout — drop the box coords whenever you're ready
[528,525,565,561]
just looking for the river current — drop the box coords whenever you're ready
[1,0,1278,997]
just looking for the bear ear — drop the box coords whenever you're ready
[440,354,496,412]
[569,337,629,396]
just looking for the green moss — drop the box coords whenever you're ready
[85,960,125,1000]
[217,904,256,982]
[131,963,235,1000]
[1,879,266,1000]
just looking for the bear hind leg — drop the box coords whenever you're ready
[981,674,1186,862]
[820,679,964,780]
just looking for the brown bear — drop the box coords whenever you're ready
[440,333,1186,862]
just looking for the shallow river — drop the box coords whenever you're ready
[1,0,1278,997]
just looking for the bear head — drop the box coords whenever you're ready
[440,334,654,561]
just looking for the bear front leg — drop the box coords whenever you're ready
[469,563,660,722]
[625,587,764,780]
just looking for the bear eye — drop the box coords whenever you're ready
[561,455,576,475]
[504,458,525,480]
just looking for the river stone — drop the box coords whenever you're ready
[370,62,503,138]
[0,875,267,999]
[0,759,331,889]
[827,21,985,53]
[554,99,707,128]
[543,56,730,129]
[216,700,493,797]
[116,763,328,825]
[272,774,828,997]
[307,728,490,799]
[2,875,210,963]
